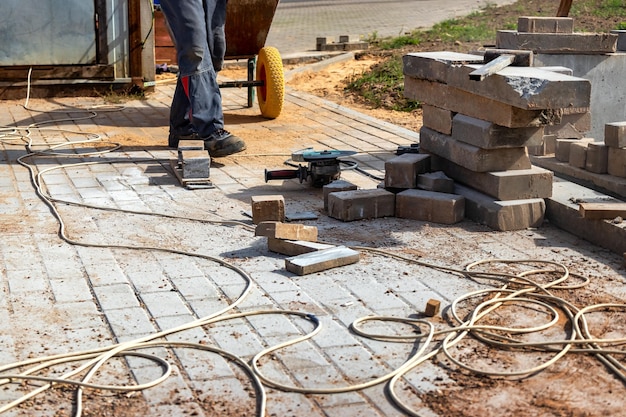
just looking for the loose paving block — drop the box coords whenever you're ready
[605,121,626,148]
[608,147,626,178]
[251,195,285,224]
[268,238,335,256]
[425,299,441,317]
[404,78,561,128]
[528,134,557,156]
[417,171,455,193]
[497,30,618,54]
[433,156,553,200]
[455,184,546,231]
[384,153,431,189]
[327,189,395,221]
[517,16,574,33]
[452,114,543,149]
[585,142,609,174]
[422,104,455,134]
[569,141,589,169]
[546,179,626,255]
[323,180,358,212]
[285,246,360,276]
[255,221,318,242]
[181,150,210,179]
[419,127,532,172]
[555,138,593,162]
[404,51,591,110]
[396,189,465,224]
[177,139,204,162]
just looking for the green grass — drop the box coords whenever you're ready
[347,0,626,112]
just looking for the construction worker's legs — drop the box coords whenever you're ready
[160,0,224,141]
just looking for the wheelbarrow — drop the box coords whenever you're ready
[220,0,284,119]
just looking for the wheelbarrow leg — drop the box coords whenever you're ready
[247,57,256,108]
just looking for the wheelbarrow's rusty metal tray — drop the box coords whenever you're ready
[224,0,280,59]
[220,0,284,118]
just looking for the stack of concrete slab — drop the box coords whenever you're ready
[403,48,592,231]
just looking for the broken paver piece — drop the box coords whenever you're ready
[425,299,441,317]
[605,121,626,149]
[285,246,360,276]
[255,221,318,242]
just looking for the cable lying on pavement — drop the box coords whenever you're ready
[1,104,625,417]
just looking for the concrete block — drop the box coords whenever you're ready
[255,221,318,242]
[452,114,543,149]
[422,104,454,134]
[425,299,441,317]
[327,189,395,222]
[285,246,360,276]
[568,141,589,169]
[555,139,581,162]
[517,16,574,33]
[544,110,591,137]
[455,184,545,231]
[497,30,618,54]
[268,238,334,257]
[527,134,557,156]
[608,147,626,178]
[404,51,592,110]
[404,78,561,128]
[384,153,431,189]
[417,171,455,193]
[181,150,210,179]
[403,51,483,84]
[316,36,334,50]
[611,30,626,51]
[605,121,626,149]
[419,127,532,173]
[251,195,285,224]
[343,41,369,51]
[433,156,553,200]
[546,179,626,255]
[177,140,204,162]
[585,142,609,174]
[323,180,357,212]
[395,189,465,224]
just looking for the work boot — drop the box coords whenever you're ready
[203,129,246,157]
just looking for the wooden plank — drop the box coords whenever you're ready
[579,203,626,219]
[285,246,360,276]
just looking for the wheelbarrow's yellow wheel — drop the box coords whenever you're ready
[256,46,284,119]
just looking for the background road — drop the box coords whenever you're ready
[266,0,518,56]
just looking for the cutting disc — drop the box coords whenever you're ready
[294,149,357,161]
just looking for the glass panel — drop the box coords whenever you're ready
[0,0,96,65]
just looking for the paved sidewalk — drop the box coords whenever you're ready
[267,0,518,56]
[0,77,625,416]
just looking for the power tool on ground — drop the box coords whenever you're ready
[264,149,357,187]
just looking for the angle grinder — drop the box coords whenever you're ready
[265,149,357,187]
